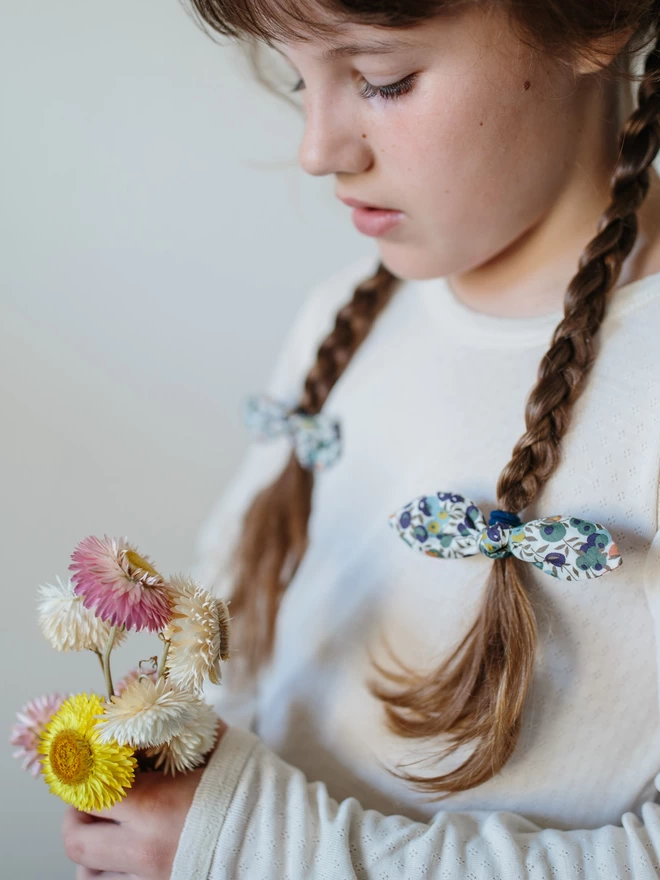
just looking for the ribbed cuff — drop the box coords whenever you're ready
[169,724,262,880]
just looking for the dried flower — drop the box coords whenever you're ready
[144,698,218,774]
[10,693,70,777]
[38,692,136,811]
[94,676,199,748]
[70,535,171,633]
[115,662,159,696]
[37,576,127,653]
[163,575,231,694]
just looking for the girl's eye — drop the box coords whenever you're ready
[289,73,418,102]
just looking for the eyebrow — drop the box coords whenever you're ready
[274,38,416,63]
[320,38,416,60]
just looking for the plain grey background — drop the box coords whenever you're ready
[1,1,373,876]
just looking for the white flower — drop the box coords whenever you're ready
[95,676,199,748]
[37,576,127,653]
[144,698,218,775]
[163,575,231,694]
[115,662,159,696]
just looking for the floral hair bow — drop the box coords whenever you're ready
[388,492,622,581]
[242,394,342,472]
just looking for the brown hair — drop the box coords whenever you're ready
[185,0,660,799]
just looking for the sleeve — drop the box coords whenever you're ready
[171,466,660,880]
[191,253,380,734]
[169,725,660,880]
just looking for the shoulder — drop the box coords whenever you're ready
[278,252,382,391]
[294,252,382,344]
[605,269,660,344]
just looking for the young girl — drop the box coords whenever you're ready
[63,1,660,877]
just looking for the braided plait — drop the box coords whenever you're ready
[228,261,401,678]
[367,32,660,798]
[300,262,400,412]
[191,0,660,796]
[499,39,660,513]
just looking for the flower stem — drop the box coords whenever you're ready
[157,637,171,681]
[102,626,118,699]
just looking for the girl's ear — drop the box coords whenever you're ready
[573,26,638,76]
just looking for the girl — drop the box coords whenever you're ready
[64,0,660,877]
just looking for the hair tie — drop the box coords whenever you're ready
[242,394,342,472]
[488,509,522,528]
[389,491,622,580]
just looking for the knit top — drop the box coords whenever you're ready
[171,253,660,879]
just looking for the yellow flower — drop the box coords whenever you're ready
[38,692,136,812]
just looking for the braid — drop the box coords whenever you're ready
[229,261,401,678]
[499,38,660,513]
[300,262,400,413]
[195,0,660,796]
[367,34,660,798]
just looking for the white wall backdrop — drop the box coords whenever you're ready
[0,2,373,875]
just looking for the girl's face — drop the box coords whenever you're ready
[274,4,620,285]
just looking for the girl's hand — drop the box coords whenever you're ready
[62,717,228,879]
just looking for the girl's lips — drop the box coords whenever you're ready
[351,207,405,237]
[339,196,399,211]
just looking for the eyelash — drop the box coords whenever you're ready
[289,73,417,102]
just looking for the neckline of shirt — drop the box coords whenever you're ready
[413,269,660,348]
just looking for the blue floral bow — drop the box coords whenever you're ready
[242,394,342,472]
[389,492,622,581]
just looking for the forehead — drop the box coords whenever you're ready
[265,2,482,63]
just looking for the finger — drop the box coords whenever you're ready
[85,770,164,822]
[63,811,131,873]
[77,867,129,878]
[72,809,119,826]
[63,806,119,842]
[80,787,141,822]
[76,870,130,879]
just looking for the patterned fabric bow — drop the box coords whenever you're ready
[242,394,342,472]
[388,492,622,581]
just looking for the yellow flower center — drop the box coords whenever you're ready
[50,729,94,785]
[125,549,160,579]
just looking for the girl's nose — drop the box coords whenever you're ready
[297,96,373,177]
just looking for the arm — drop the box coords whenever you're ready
[192,254,380,732]
[171,724,660,880]
[175,525,660,878]
[174,251,660,879]
[173,525,660,879]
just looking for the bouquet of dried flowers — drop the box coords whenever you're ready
[9,536,231,812]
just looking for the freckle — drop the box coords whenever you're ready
[479,122,483,126]
[524,80,531,90]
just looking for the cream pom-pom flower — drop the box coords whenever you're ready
[37,576,128,653]
[94,676,199,748]
[144,698,219,775]
[162,575,231,694]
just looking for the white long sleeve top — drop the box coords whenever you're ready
[170,252,660,879]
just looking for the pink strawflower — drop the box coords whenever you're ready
[70,535,172,633]
[115,662,159,696]
[10,693,69,777]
